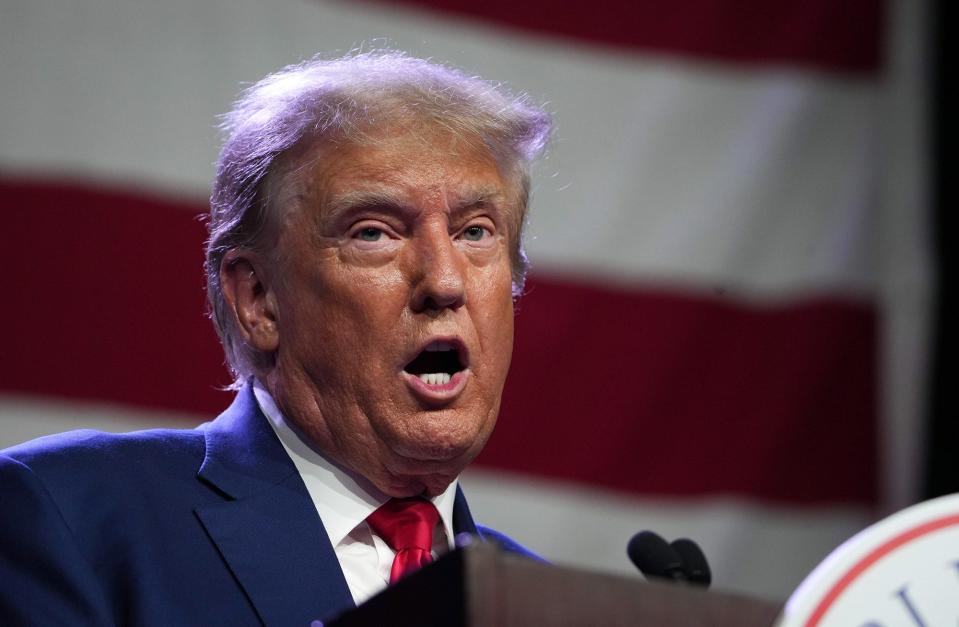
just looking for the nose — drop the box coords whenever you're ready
[409,223,466,314]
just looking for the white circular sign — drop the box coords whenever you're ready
[777,493,959,626]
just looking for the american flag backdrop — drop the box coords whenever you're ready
[0,0,932,602]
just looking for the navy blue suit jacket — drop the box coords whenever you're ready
[0,385,532,626]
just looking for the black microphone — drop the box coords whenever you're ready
[670,538,711,588]
[627,531,712,589]
[626,530,688,582]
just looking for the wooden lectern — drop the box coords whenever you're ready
[327,541,781,626]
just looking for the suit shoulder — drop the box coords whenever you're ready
[1,427,204,478]
[1,426,209,540]
[476,524,546,562]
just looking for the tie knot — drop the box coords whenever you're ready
[367,498,440,553]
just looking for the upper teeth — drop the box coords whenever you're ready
[424,342,454,352]
[419,373,452,385]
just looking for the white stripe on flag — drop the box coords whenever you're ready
[0,396,199,450]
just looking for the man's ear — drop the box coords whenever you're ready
[219,252,280,353]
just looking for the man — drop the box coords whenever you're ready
[0,51,551,625]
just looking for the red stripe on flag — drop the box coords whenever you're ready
[360,0,883,74]
[484,274,878,505]
[1,178,877,504]
[2,177,233,414]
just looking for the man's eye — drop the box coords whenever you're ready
[462,225,488,241]
[356,227,384,242]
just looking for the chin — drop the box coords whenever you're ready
[400,404,495,455]
[390,423,490,467]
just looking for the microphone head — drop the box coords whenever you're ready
[626,530,686,581]
[670,538,712,588]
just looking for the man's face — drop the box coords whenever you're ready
[264,129,517,497]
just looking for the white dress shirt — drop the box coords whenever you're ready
[253,380,458,605]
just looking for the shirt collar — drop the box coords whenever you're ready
[252,379,458,548]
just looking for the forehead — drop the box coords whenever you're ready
[292,127,519,217]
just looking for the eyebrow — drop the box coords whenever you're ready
[324,190,412,223]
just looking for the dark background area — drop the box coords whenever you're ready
[924,0,954,499]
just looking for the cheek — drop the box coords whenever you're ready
[281,267,404,363]
[306,261,407,318]
[473,268,516,370]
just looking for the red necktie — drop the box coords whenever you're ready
[367,498,440,583]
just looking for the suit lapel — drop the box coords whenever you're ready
[452,484,479,537]
[194,385,355,626]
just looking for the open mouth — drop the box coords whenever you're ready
[403,340,467,386]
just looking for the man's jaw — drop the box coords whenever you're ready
[266,337,482,495]
[357,434,472,498]
[378,469,459,499]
